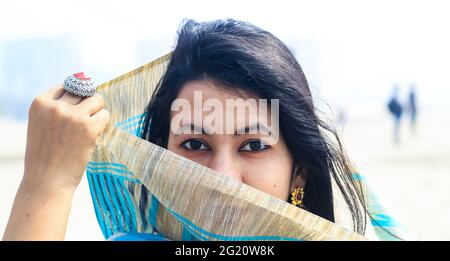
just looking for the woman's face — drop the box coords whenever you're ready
[167,79,304,201]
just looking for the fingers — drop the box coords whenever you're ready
[55,85,108,123]
[89,109,111,134]
[59,91,84,105]
[41,85,66,100]
[77,93,105,116]
[39,84,110,136]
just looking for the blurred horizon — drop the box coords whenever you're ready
[1,0,450,121]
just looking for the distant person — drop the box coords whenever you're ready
[337,107,347,126]
[407,85,417,133]
[387,86,403,144]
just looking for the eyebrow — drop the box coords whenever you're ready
[235,123,271,135]
[175,123,271,136]
[177,123,205,135]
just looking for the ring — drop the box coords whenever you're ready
[63,72,96,97]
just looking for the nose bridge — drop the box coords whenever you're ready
[209,149,242,182]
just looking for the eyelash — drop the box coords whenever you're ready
[180,139,211,151]
[240,139,271,152]
[180,139,271,152]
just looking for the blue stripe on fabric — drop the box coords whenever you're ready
[88,171,141,183]
[87,162,134,175]
[96,174,122,235]
[165,207,300,241]
[118,125,145,136]
[105,174,130,232]
[119,121,145,133]
[110,232,169,241]
[371,214,397,227]
[115,113,147,128]
[116,116,150,139]
[114,178,138,232]
[90,170,143,232]
[176,219,208,241]
[87,166,134,177]
[129,126,144,137]
[89,172,113,239]
[182,226,198,241]
[86,173,108,238]
[351,173,365,181]
[90,167,301,240]
[148,195,160,229]
[88,162,129,167]
[88,172,113,239]
[114,114,147,138]
[121,118,146,131]
[93,172,141,231]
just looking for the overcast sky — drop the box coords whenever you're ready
[1,0,449,117]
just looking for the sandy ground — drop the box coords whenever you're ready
[338,110,450,240]
[0,109,449,240]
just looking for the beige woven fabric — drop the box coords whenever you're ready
[88,53,369,241]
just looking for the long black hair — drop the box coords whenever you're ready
[142,19,367,234]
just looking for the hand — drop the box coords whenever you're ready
[23,85,110,192]
[2,84,110,240]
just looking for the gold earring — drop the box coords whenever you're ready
[291,187,305,208]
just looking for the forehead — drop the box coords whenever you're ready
[171,79,278,140]
[177,79,260,101]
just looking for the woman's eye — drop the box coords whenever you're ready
[181,139,210,151]
[240,140,271,152]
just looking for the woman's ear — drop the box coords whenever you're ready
[290,164,307,193]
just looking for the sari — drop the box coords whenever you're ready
[86,53,408,241]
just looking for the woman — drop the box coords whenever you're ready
[142,19,369,236]
[4,19,377,240]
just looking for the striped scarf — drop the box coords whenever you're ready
[86,53,409,241]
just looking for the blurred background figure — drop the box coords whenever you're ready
[407,84,418,133]
[337,107,347,126]
[387,86,403,144]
